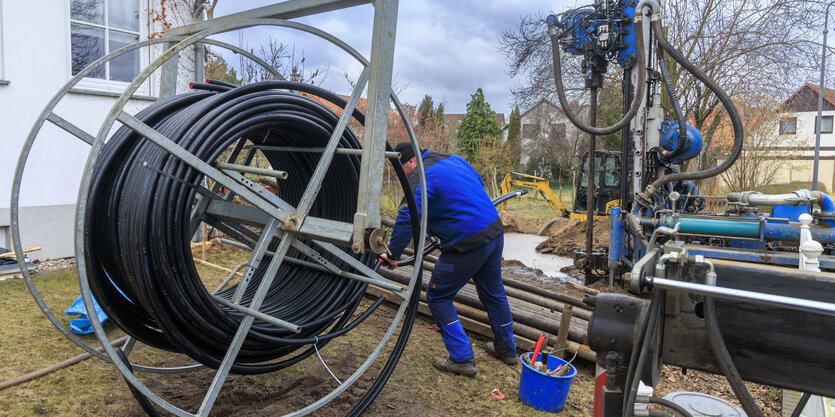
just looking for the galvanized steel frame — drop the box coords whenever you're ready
[11,1,427,416]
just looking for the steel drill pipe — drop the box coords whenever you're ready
[378,267,589,344]
[402,246,592,319]
[364,286,596,362]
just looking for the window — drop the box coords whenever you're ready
[815,115,834,134]
[71,0,140,82]
[779,117,797,135]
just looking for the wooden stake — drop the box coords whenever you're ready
[0,247,42,258]
[555,304,574,359]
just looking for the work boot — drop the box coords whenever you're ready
[432,357,478,377]
[485,342,517,365]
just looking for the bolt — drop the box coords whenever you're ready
[613,304,623,314]
[610,337,617,345]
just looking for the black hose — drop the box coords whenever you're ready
[623,289,664,416]
[704,295,764,417]
[649,396,693,417]
[548,14,646,136]
[790,393,811,417]
[656,46,687,162]
[639,19,743,203]
[84,79,421,414]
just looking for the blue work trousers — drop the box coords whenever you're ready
[425,234,516,362]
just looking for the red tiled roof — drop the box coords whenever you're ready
[780,83,835,109]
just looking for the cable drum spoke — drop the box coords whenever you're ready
[14,12,427,417]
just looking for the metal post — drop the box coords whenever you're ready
[353,0,398,253]
[585,86,598,283]
[813,1,835,191]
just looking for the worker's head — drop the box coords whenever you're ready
[394,141,421,176]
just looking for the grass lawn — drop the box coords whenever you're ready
[0,246,593,416]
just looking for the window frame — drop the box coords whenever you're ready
[815,115,834,134]
[69,0,148,95]
[0,1,7,85]
[779,116,797,135]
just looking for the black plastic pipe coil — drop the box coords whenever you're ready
[84,78,422,405]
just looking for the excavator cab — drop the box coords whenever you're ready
[573,150,621,215]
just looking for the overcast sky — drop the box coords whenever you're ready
[210,1,577,117]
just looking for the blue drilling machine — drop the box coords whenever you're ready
[548,1,835,416]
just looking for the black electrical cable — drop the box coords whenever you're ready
[649,396,693,417]
[639,18,743,202]
[548,12,647,136]
[656,46,687,162]
[84,79,421,405]
[704,295,764,417]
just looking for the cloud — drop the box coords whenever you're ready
[209,0,570,116]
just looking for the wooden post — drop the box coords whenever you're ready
[201,222,207,260]
[555,304,574,359]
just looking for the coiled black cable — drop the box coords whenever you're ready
[84,79,421,390]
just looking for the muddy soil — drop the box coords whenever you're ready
[499,211,611,257]
[536,219,611,257]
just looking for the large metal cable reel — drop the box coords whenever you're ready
[11,10,428,417]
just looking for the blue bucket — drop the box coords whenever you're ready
[518,353,577,413]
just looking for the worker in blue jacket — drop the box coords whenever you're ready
[380,141,517,377]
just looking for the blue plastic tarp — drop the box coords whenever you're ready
[64,295,108,335]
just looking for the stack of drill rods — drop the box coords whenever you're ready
[375,266,595,362]
[401,247,592,320]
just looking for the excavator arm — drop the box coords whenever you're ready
[498,172,570,218]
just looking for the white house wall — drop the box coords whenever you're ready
[791,109,835,154]
[0,0,193,260]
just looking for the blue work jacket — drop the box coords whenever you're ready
[388,150,504,259]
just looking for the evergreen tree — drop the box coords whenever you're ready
[435,102,445,125]
[417,95,435,127]
[457,88,500,159]
[507,105,522,163]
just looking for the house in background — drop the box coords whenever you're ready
[772,83,835,191]
[519,99,580,175]
[0,1,196,260]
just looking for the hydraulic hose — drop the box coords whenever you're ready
[548,11,646,136]
[657,46,687,162]
[704,295,764,417]
[84,80,421,385]
[623,289,664,416]
[639,17,743,204]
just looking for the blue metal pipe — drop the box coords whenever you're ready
[763,221,835,243]
[661,216,761,238]
[657,215,835,244]
[609,207,624,268]
[820,193,835,213]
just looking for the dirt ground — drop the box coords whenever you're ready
[1,215,782,416]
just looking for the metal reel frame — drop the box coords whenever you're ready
[11,3,427,416]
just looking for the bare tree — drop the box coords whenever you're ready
[471,137,516,198]
[235,37,326,85]
[718,97,809,192]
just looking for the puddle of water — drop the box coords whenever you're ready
[502,232,577,283]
